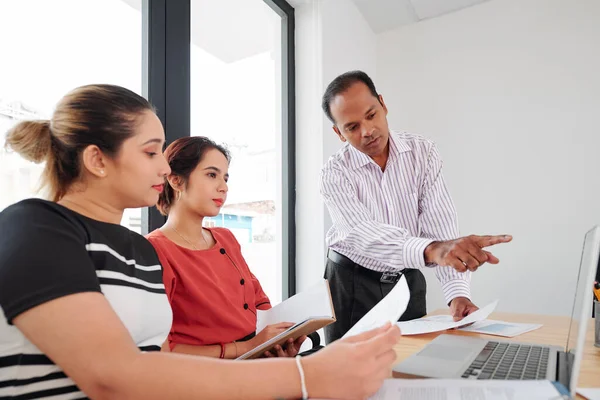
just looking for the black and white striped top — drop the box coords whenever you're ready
[0,199,172,399]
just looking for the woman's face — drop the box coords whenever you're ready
[105,111,171,209]
[179,148,229,217]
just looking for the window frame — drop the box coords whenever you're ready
[141,0,296,298]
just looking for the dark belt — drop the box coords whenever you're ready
[327,248,402,284]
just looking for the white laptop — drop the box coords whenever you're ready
[394,226,600,397]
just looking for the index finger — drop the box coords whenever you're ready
[472,234,512,248]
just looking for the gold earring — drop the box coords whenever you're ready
[176,190,182,201]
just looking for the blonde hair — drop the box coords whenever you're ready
[5,84,155,202]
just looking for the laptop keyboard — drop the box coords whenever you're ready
[461,341,550,380]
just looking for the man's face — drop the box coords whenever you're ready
[329,82,390,158]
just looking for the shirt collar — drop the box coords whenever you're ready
[347,131,412,170]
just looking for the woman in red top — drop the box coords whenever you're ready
[147,136,305,359]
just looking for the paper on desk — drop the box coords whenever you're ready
[256,279,333,332]
[456,319,542,337]
[397,300,498,335]
[578,388,600,400]
[369,379,563,400]
[343,275,409,338]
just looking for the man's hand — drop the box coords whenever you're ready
[450,297,479,322]
[424,234,512,272]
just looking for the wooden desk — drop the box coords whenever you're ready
[393,311,600,399]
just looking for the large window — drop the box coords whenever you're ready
[189,0,294,303]
[0,0,143,232]
[1,0,295,297]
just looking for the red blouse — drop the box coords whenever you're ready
[146,228,271,349]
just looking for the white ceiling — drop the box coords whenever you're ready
[122,0,492,62]
[350,0,491,33]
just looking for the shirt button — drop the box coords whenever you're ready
[240,279,245,285]
[244,303,249,310]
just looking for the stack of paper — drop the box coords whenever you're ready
[578,388,600,400]
[457,319,543,337]
[368,379,569,400]
[397,300,499,335]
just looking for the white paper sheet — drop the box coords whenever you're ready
[456,319,543,337]
[343,275,410,338]
[578,388,600,400]
[256,279,333,332]
[368,379,563,400]
[397,300,499,335]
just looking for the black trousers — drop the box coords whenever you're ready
[323,256,427,344]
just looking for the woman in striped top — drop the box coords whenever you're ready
[0,84,400,400]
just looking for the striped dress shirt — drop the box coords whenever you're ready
[320,131,471,304]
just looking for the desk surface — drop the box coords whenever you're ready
[393,311,599,399]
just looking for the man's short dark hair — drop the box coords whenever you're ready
[321,70,380,123]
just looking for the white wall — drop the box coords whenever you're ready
[377,0,600,316]
[295,0,377,292]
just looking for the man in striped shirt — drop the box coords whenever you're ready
[320,71,512,344]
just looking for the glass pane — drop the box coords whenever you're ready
[191,0,283,304]
[0,0,143,232]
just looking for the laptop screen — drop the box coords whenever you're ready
[565,226,600,394]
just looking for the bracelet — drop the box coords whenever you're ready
[219,342,226,359]
[295,355,308,400]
